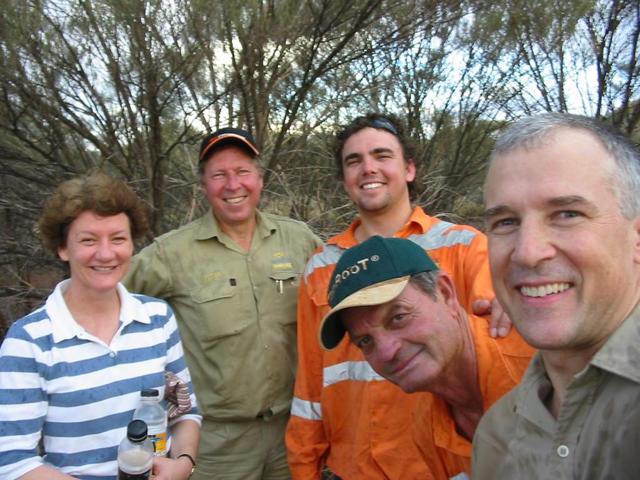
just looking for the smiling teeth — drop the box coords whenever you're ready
[520,283,570,297]
[225,197,244,204]
[362,183,382,190]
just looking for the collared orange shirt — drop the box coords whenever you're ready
[286,207,496,479]
[413,313,533,478]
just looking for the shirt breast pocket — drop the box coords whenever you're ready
[190,278,253,341]
[269,271,299,325]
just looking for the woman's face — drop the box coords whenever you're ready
[58,211,134,294]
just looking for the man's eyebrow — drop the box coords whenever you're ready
[370,147,393,155]
[548,195,592,207]
[483,195,595,220]
[347,330,366,347]
[343,152,361,163]
[343,147,394,163]
[483,205,510,220]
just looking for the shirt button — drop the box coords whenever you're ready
[557,445,570,458]
[109,352,116,358]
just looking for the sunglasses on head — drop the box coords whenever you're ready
[369,118,398,136]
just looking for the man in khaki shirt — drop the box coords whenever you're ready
[474,113,640,479]
[125,128,321,479]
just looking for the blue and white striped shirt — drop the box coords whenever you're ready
[0,280,201,479]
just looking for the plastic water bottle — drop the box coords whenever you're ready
[117,419,153,479]
[133,389,168,456]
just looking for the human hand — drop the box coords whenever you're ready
[472,298,512,338]
[152,455,194,480]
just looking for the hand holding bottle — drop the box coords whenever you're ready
[150,455,195,480]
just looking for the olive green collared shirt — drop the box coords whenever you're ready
[124,210,321,421]
[472,303,640,479]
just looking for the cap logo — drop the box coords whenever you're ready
[329,254,380,302]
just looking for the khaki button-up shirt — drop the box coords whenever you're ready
[124,210,321,421]
[472,303,640,479]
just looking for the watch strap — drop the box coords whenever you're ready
[176,453,196,476]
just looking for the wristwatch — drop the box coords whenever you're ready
[177,453,196,477]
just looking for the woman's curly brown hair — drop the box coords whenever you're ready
[38,171,150,254]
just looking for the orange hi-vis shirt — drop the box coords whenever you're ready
[285,207,497,479]
[413,312,534,478]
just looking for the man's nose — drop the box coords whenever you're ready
[225,173,241,189]
[360,156,379,174]
[511,219,556,268]
[375,332,402,365]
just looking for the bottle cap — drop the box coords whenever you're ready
[127,419,148,442]
[140,389,160,398]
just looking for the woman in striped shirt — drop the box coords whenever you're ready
[0,172,201,479]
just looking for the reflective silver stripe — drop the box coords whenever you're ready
[290,396,322,421]
[450,473,470,480]
[304,221,477,280]
[304,244,345,282]
[407,221,477,250]
[291,363,386,420]
[323,361,385,387]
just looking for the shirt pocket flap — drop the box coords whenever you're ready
[190,278,235,304]
[269,270,297,281]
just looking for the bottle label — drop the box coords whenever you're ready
[149,431,168,456]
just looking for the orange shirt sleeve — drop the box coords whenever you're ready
[286,265,331,478]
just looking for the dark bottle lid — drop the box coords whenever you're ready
[127,419,148,442]
[140,389,160,397]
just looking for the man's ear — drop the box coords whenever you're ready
[633,216,640,265]
[436,272,459,309]
[405,159,416,183]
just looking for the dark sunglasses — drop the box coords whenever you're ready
[369,118,398,136]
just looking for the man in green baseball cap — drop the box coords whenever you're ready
[319,236,533,478]
[319,235,439,352]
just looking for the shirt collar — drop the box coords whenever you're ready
[512,354,557,432]
[194,208,274,241]
[329,206,429,248]
[591,301,640,384]
[514,302,640,428]
[194,209,222,240]
[254,210,277,239]
[48,280,150,344]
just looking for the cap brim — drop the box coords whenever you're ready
[200,133,259,161]
[318,276,410,351]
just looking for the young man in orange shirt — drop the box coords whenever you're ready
[286,113,510,479]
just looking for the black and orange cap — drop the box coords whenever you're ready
[199,127,259,163]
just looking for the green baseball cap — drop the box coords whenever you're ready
[319,236,438,350]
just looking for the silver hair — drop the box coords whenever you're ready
[490,113,640,219]
[408,271,440,300]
